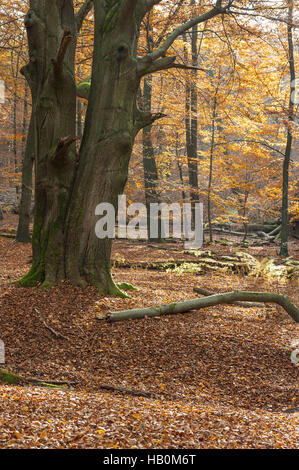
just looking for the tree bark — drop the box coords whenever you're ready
[19,1,78,287]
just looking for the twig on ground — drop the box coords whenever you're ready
[33,307,69,340]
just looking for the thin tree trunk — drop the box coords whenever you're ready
[207,96,217,243]
[141,14,161,241]
[184,26,199,228]
[175,131,186,202]
[77,65,84,139]
[16,113,34,243]
[242,190,249,244]
[141,77,161,241]
[280,0,295,257]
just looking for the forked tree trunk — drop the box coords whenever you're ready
[20,0,144,292]
[19,0,231,293]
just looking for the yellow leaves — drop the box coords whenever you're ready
[152,438,162,444]
[97,429,106,436]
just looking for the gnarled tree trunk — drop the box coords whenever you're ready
[64,1,141,293]
[20,0,77,287]
[19,0,232,293]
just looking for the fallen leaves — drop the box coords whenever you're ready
[0,235,298,448]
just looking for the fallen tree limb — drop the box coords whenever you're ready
[193,287,266,308]
[26,377,78,386]
[0,232,16,239]
[204,227,257,238]
[99,384,152,398]
[268,224,282,237]
[113,258,247,272]
[112,253,298,280]
[0,369,75,388]
[105,291,299,323]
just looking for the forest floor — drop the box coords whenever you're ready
[0,213,298,449]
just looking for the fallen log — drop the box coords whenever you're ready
[0,368,75,388]
[268,224,282,237]
[193,287,266,308]
[112,257,248,273]
[104,291,299,323]
[203,227,257,238]
[232,223,278,233]
[0,232,16,239]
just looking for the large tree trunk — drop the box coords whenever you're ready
[20,0,77,287]
[64,1,141,294]
[19,0,230,293]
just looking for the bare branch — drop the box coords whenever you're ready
[134,108,166,133]
[138,55,176,75]
[138,54,208,75]
[76,0,93,32]
[137,1,233,76]
[148,1,231,61]
[164,63,208,72]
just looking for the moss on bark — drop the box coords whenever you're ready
[0,369,21,385]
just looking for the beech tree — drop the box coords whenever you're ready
[19,0,234,294]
